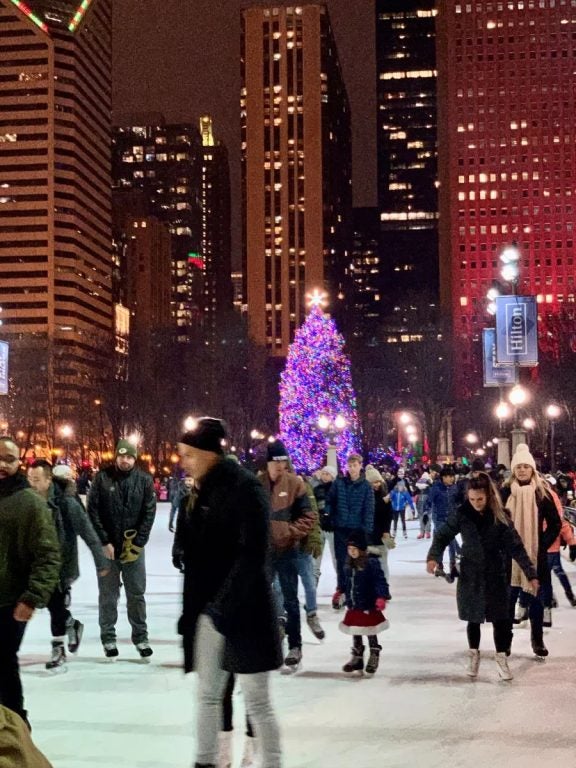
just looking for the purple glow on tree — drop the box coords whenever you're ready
[279,305,361,473]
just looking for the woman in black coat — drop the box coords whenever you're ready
[427,473,538,681]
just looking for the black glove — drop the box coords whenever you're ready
[569,545,576,562]
[172,549,184,572]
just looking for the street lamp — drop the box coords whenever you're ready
[523,417,536,431]
[317,414,346,468]
[60,424,73,462]
[465,432,478,445]
[546,404,561,473]
[183,416,197,432]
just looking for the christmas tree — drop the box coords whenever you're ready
[279,301,361,473]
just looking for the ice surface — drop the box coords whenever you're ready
[20,505,576,768]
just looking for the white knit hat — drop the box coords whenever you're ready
[53,464,74,480]
[320,465,337,480]
[511,443,536,472]
[365,464,384,484]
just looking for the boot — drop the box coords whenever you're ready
[530,625,548,657]
[494,652,513,680]
[45,640,66,671]
[425,532,431,539]
[564,585,576,606]
[542,607,552,628]
[466,649,480,678]
[217,731,233,768]
[449,562,460,581]
[66,618,84,654]
[417,532,424,539]
[342,647,364,674]
[306,611,325,640]
[332,590,344,610]
[365,645,381,676]
[240,735,257,768]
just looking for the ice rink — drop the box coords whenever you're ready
[21,503,576,768]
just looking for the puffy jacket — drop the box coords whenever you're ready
[87,465,157,555]
[548,488,575,553]
[425,480,459,524]
[326,475,375,533]
[344,554,390,610]
[390,488,415,513]
[258,471,315,551]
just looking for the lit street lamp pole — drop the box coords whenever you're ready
[546,404,561,473]
[318,415,346,470]
[508,385,529,455]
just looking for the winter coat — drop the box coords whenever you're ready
[427,502,537,623]
[390,487,415,513]
[258,471,315,551]
[425,480,459,524]
[174,458,282,674]
[300,479,323,558]
[0,705,53,767]
[49,478,108,588]
[313,480,333,531]
[344,554,391,610]
[326,474,375,533]
[547,489,574,553]
[87,464,157,555]
[0,474,61,609]
[369,487,392,545]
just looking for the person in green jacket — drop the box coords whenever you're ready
[0,437,61,728]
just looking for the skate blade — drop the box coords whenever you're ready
[533,655,547,662]
[45,665,68,674]
[280,663,300,675]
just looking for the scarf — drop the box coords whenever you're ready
[506,479,539,594]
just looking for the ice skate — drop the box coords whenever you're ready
[332,589,344,610]
[217,730,233,768]
[449,562,459,581]
[281,646,302,674]
[513,603,528,625]
[240,735,257,768]
[531,628,548,659]
[425,532,431,539]
[495,652,513,680]
[136,641,153,659]
[67,619,84,654]
[466,649,480,677]
[342,647,364,675]
[542,607,552,628]
[365,646,381,676]
[45,641,67,672]
[417,532,424,539]
[306,611,325,640]
[103,642,119,659]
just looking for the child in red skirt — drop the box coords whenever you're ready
[339,529,390,675]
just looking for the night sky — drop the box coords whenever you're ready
[113,0,376,261]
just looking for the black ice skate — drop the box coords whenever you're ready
[46,641,67,671]
[281,647,302,674]
[342,648,364,675]
[531,628,548,660]
[136,642,153,659]
[67,619,84,654]
[365,646,381,676]
[103,642,119,659]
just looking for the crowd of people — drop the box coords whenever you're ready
[1,424,576,768]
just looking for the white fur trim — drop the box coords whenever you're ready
[339,619,390,635]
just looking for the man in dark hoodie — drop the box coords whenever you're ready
[87,439,156,659]
[0,436,60,726]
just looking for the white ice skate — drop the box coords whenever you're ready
[281,647,302,675]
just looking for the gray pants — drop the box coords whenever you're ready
[313,530,336,583]
[97,553,148,645]
[194,614,282,768]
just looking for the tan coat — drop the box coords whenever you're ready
[0,706,53,767]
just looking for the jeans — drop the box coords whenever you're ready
[295,549,317,613]
[313,531,336,583]
[47,587,72,638]
[270,549,301,649]
[97,552,148,644]
[467,620,512,653]
[194,615,281,768]
[334,527,354,592]
[0,605,27,722]
[417,499,431,535]
[547,552,574,600]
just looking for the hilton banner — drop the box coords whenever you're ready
[482,328,519,387]
[495,295,538,367]
[0,341,8,395]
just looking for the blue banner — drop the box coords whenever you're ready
[482,329,519,387]
[0,341,8,395]
[495,295,538,366]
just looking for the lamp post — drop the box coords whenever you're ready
[508,385,529,454]
[60,424,73,463]
[494,401,511,468]
[546,404,561,473]
[318,414,346,469]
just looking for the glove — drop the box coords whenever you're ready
[120,529,143,564]
[375,598,387,611]
[569,545,576,562]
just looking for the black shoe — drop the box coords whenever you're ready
[67,619,84,654]
[569,596,576,607]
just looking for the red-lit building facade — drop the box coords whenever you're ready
[437,0,576,397]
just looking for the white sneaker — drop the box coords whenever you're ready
[495,652,513,680]
[240,735,257,767]
[217,730,233,768]
[466,649,480,677]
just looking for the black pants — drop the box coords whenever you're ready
[222,673,254,736]
[392,509,406,534]
[353,635,381,651]
[0,605,28,721]
[47,587,72,637]
[467,620,512,653]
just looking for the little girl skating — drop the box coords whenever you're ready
[339,530,390,676]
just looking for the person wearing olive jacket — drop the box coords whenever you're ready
[87,439,156,659]
[427,473,538,681]
[0,437,61,727]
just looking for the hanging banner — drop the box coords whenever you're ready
[0,341,8,395]
[482,329,519,387]
[495,295,538,366]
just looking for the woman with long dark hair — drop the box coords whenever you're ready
[427,472,538,680]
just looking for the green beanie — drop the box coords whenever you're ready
[116,439,137,459]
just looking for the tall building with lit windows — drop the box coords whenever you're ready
[242,3,352,355]
[0,0,113,417]
[112,117,203,335]
[350,207,383,337]
[376,0,439,301]
[437,0,576,397]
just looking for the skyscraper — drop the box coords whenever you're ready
[0,0,113,420]
[437,0,576,396]
[350,207,382,337]
[376,0,439,301]
[242,3,352,355]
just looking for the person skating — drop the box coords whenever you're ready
[364,464,393,582]
[168,474,194,532]
[427,473,538,681]
[389,479,415,539]
[425,466,461,582]
[0,436,60,727]
[311,465,337,583]
[174,417,282,768]
[504,444,561,658]
[87,439,157,659]
[415,464,440,539]
[339,529,390,676]
[27,461,109,671]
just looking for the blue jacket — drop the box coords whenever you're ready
[344,555,390,610]
[390,488,415,513]
[424,480,459,524]
[326,475,374,533]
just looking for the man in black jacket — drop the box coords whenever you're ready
[87,439,156,659]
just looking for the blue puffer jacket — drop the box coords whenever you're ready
[424,480,459,524]
[344,555,390,610]
[326,475,374,533]
[390,488,415,513]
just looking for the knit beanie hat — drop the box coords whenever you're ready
[180,417,227,454]
[266,439,290,462]
[511,443,536,472]
[53,464,73,480]
[471,458,486,472]
[116,439,138,459]
[347,529,368,551]
[321,465,337,479]
[429,463,442,473]
[365,464,384,484]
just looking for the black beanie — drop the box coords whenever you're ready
[471,458,485,472]
[179,417,227,454]
[266,439,290,463]
[347,529,368,551]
